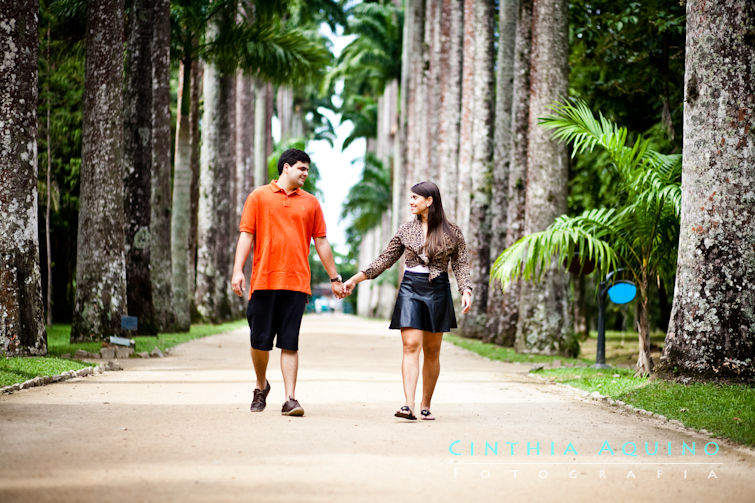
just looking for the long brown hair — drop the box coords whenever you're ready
[411,181,454,259]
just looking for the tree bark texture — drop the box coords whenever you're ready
[171,59,193,332]
[188,60,202,314]
[253,79,267,187]
[234,73,254,308]
[661,0,755,379]
[195,60,235,323]
[0,0,47,355]
[277,86,294,142]
[460,0,495,338]
[123,0,157,334]
[419,0,440,183]
[495,0,533,346]
[150,0,174,331]
[404,0,426,200]
[455,0,476,235]
[485,0,517,343]
[437,0,463,221]
[514,0,572,355]
[72,0,128,341]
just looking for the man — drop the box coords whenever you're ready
[231,149,344,416]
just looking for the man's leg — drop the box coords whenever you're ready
[251,348,270,390]
[280,349,298,399]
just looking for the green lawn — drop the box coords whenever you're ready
[446,334,755,446]
[533,367,755,446]
[2,319,248,389]
[0,357,95,388]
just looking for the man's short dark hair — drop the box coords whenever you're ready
[277,148,311,175]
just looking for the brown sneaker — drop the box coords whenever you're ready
[281,397,304,416]
[250,380,270,412]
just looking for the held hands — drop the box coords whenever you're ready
[331,280,346,299]
[461,290,472,314]
[343,277,357,297]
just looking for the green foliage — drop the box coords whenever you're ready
[340,153,392,252]
[445,334,589,365]
[324,1,403,97]
[568,0,686,145]
[491,99,681,294]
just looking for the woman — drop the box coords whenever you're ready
[344,181,472,421]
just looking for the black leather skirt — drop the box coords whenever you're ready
[389,271,457,333]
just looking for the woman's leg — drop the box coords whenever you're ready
[420,332,443,414]
[400,328,424,411]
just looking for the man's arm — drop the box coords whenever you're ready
[231,232,254,297]
[313,236,344,298]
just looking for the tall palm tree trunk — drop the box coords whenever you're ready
[514,0,572,355]
[485,0,517,343]
[171,59,193,331]
[253,79,268,187]
[150,0,174,331]
[661,0,755,380]
[497,0,533,347]
[461,0,495,338]
[195,57,236,323]
[234,73,254,305]
[72,0,128,342]
[456,0,476,235]
[437,0,463,221]
[123,0,157,334]
[188,61,202,313]
[0,0,47,354]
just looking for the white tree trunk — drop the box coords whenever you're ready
[456,0,476,235]
[195,52,236,322]
[171,59,193,331]
[234,73,254,306]
[253,79,268,187]
[72,0,128,341]
[460,0,495,338]
[0,0,47,354]
[514,0,573,355]
[437,0,463,221]
[661,0,755,379]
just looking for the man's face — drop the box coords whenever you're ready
[284,161,309,188]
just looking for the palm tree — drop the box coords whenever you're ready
[661,0,755,380]
[172,0,333,324]
[0,0,47,355]
[491,100,681,375]
[71,0,128,342]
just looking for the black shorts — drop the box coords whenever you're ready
[246,290,308,351]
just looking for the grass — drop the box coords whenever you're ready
[46,319,248,356]
[533,367,755,446]
[0,357,95,388]
[445,333,588,365]
[2,319,248,389]
[447,332,755,446]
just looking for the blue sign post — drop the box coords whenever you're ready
[594,271,637,369]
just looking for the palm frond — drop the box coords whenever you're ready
[490,209,621,290]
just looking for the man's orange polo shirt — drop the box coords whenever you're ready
[239,180,327,297]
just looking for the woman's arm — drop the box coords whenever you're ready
[344,232,405,295]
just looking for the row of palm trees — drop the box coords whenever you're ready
[336,0,753,379]
[1,0,340,350]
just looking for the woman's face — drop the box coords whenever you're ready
[409,192,432,216]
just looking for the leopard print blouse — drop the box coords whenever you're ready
[362,218,473,293]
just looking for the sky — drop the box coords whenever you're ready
[272,25,363,256]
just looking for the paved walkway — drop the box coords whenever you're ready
[1,314,753,502]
